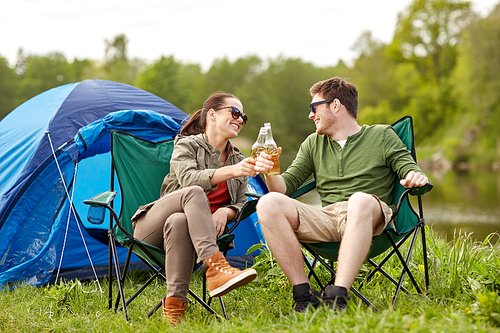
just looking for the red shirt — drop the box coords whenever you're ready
[207,181,231,213]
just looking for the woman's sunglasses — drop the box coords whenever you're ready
[214,106,248,125]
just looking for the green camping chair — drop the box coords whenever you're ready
[295,115,433,311]
[83,130,258,320]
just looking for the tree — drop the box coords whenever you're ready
[392,0,474,81]
[17,52,72,102]
[0,56,19,120]
[103,34,141,84]
[451,4,500,163]
[135,56,204,113]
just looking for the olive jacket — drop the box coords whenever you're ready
[132,133,248,224]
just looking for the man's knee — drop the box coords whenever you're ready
[348,192,378,210]
[256,192,288,222]
[346,192,384,229]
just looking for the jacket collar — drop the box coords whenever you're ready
[175,133,241,156]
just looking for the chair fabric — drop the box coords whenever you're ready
[300,115,432,309]
[84,130,253,320]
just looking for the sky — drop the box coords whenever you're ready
[0,0,498,71]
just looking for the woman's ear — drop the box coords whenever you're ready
[208,109,216,121]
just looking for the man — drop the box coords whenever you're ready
[254,76,428,312]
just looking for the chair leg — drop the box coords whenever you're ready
[366,259,411,295]
[302,253,324,290]
[218,297,228,320]
[388,229,422,305]
[302,244,379,312]
[114,246,134,311]
[420,224,430,291]
[109,234,128,320]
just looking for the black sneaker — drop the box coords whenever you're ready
[321,285,351,312]
[292,283,322,313]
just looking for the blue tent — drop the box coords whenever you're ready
[0,79,265,287]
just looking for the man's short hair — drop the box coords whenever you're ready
[309,77,359,119]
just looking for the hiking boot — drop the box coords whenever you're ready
[162,296,188,327]
[292,283,322,313]
[205,251,257,298]
[321,285,351,312]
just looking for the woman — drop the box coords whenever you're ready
[132,92,257,326]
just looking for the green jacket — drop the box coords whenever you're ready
[282,124,426,210]
[160,133,248,219]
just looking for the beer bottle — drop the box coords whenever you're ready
[250,127,266,159]
[263,123,280,176]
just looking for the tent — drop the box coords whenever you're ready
[0,79,265,288]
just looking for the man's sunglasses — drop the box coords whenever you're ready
[214,106,248,125]
[309,99,335,114]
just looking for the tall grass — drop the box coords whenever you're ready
[1,229,499,332]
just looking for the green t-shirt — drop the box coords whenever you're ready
[282,124,425,210]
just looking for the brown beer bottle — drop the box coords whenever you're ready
[263,123,280,176]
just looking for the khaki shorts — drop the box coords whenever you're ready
[292,194,394,243]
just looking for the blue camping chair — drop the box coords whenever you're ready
[296,116,433,310]
[83,131,258,320]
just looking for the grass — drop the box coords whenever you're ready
[1,229,500,332]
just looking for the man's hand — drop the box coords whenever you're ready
[254,147,282,174]
[400,171,429,188]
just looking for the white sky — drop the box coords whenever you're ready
[0,0,498,71]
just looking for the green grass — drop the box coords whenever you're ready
[1,229,500,332]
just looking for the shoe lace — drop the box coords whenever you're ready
[163,306,186,325]
[210,259,238,274]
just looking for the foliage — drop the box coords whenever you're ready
[1,1,500,166]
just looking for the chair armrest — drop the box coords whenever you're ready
[409,183,433,196]
[393,183,433,217]
[83,190,117,207]
[245,192,263,199]
[290,178,316,199]
[227,198,259,234]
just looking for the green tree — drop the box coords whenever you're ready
[239,57,339,153]
[135,56,204,113]
[392,0,474,82]
[17,52,73,102]
[0,56,19,120]
[203,56,262,96]
[451,4,500,163]
[104,34,142,84]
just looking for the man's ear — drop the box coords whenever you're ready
[330,99,340,113]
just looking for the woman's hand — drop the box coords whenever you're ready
[231,157,258,178]
[212,207,232,237]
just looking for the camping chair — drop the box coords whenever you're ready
[83,130,258,320]
[297,115,433,311]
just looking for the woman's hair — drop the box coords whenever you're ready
[180,92,239,136]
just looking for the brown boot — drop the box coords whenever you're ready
[162,296,187,327]
[205,251,257,298]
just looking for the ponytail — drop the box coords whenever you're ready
[180,108,207,136]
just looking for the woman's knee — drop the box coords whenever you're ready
[182,185,205,197]
[164,212,188,236]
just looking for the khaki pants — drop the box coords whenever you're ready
[133,186,219,302]
[292,194,394,243]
